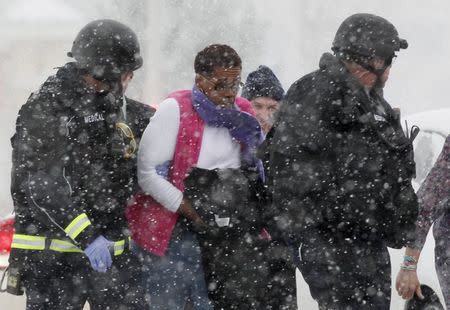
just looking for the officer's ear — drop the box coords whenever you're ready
[120,71,134,94]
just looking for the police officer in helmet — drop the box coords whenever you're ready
[69,19,144,94]
[266,13,418,309]
[9,19,154,309]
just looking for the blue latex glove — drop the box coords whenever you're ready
[84,235,114,272]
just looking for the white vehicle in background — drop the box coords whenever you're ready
[404,109,449,189]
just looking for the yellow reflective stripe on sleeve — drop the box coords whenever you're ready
[11,234,129,256]
[114,240,125,256]
[11,234,46,250]
[64,213,92,240]
[113,236,131,256]
[49,239,83,253]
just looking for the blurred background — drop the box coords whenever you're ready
[1,0,450,216]
[1,1,449,308]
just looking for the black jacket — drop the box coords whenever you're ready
[266,53,418,247]
[183,167,268,309]
[10,63,154,262]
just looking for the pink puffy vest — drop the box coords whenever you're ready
[125,90,254,256]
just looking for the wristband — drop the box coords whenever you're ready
[400,263,417,271]
[403,255,417,264]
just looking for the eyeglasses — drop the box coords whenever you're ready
[364,55,397,76]
[201,75,244,92]
[115,122,136,159]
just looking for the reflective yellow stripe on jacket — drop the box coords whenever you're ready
[11,234,131,256]
[49,239,83,253]
[11,234,46,250]
[64,213,92,240]
[113,239,126,256]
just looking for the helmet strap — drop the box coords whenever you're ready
[102,79,124,96]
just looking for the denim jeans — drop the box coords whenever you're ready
[132,229,213,310]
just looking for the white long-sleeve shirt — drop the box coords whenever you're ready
[138,97,241,212]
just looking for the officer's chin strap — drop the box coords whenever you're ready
[358,54,396,89]
[105,79,124,96]
[91,70,124,96]
[337,51,391,88]
[358,61,389,89]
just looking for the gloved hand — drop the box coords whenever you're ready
[84,235,114,272]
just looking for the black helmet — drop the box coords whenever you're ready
[68,19,143,81]
[332,13,408,61]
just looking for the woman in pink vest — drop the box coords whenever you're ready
[127,44,265,309]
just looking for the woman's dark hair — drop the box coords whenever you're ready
[194,44,241,77]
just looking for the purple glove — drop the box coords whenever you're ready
[84,235,114,272]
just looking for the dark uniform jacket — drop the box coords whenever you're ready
[10,62,154,272]
[266,53,418,248]
[183,167,267,309]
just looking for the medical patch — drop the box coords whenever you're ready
[84,113,105,123]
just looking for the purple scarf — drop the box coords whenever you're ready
[192,86,265,179]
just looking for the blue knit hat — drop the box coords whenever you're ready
[242,65,285,101]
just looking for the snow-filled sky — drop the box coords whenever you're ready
[1,0,450,216]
